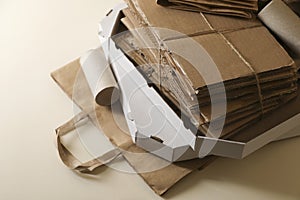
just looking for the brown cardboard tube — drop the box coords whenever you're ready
[258,0,300,57]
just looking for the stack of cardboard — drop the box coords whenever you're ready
[113,0,298,138]
[156,0,258,18]
[51,0,300,196]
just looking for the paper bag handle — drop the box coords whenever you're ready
[55,112,121,173]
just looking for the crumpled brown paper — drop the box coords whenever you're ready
[51,59,214,195]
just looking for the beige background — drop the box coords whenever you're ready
[0,0,300,199]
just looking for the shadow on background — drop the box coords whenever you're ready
[165,137,300,199]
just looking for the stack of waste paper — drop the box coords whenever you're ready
[117,0,298,139]
[156,0,259,18]
[51,0,300,196]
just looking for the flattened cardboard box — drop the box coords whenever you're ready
[157,0,258,18]
[117,0,298,139]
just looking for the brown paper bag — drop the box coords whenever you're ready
[51,59,214,195]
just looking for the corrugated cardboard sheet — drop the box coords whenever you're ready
[156,0,258,18]
[116,0,298,138]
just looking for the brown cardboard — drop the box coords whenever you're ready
[232,86,300,142]
[117,0,298,138]
[157,0,258,18]
[114,27,297,136]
